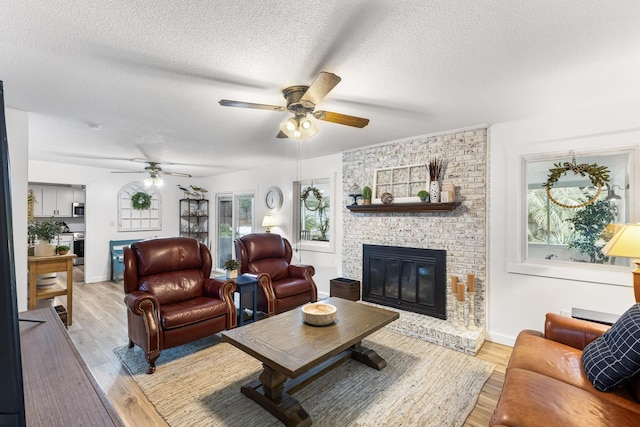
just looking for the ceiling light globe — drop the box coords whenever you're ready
[300,117,312,130]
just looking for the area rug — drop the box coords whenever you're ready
[114,328,495,426]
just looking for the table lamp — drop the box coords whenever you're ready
[261,215,276,233]
[601,223,640,302]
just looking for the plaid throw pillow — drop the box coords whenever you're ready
[582,303,640,391]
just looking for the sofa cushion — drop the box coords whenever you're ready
[511,329,638,410]
[160,297,227,330]
[583,304,640,392]
[272,277,314,298]
[249,258,289,281]
[140,269,205,305]
[491,368,640,426]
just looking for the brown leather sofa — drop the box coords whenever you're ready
[123,237,236,373]
[491,313,640,426]
[235,233,317,316]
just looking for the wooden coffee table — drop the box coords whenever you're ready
[221,297,399,427]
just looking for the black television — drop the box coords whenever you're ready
[0,80,26,425]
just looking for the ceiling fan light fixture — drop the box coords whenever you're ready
[144,175,163,188]
[284,117,297,132]
[280,115,319,140]
[301,116,319,139]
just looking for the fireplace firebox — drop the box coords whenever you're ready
[363,244,446,319]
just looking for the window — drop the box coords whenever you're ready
[118,182,161,231]
[216,192,254,269]
[507,143,637,286]
[373,164,428,202]
[294,176,334,253]
[526,152,630,266]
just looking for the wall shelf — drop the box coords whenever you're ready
[346,202,460,213]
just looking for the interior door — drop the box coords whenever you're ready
[216,193,254,269]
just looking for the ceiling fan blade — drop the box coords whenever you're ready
[218,100,286,111]
[313,110,370,128]
[110,170,147,174]
[164,171,193,178]
[276,130,288,139]
[301,72,341,106]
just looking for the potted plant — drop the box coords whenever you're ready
[28,220,62,256]
[362,186,372,205]
[55,245,71,255]
[417,190,429,202]
[223,258,240,279]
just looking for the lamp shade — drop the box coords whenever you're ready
[261,215,276,232]
[601,224,640,258]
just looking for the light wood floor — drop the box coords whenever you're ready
[38,272,512,426]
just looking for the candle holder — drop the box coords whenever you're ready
[457,299,467,330]
[452,291,460,327]
[468,291,478,330]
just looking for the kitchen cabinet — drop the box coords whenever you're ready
[73,188,86,203]
[180,199,209,246]
[30,185,74,217]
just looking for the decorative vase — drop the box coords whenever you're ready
[226,269,238,279]
[430,181,441,203]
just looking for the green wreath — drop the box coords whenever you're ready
[301,186,323,211]
[131,191,152,210]
[544,160,609,208]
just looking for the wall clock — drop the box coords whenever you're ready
[265,186,283,213]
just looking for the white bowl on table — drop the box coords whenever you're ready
[301,302,337,326]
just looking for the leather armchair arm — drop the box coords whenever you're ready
[243,272,277,316]
[288,264,315,279]
[124,290,160,316]
[544,313,610,350]
[204,277,237,329]
[124,290,162,365]
[204,277,236,301]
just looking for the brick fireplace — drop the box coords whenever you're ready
[342,127,488,354]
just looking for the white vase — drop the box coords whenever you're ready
[34,242,56,257]
[430,181,441,203]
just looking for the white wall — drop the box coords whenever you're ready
[6,108,29,312]
[489,98,640,345]
[204,153,343,297]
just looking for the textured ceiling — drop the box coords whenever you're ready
[2,1,640,177]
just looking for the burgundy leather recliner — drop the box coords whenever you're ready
[235,233,317,316]
[123,237,236,373]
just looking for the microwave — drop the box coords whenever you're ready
[72,202,84,217]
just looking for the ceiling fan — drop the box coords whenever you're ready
[111,161,192,186]
[219,71,370,140]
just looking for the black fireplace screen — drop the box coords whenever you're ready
[363,244,446,319]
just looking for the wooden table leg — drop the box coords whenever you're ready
[66,258,73,326]
[350,341,387,370]
[28,267,37,310]
[241,364,311,427]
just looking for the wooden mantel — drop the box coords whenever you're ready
[346,202,461,213]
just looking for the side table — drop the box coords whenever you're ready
[28,254,77,326]
[234,274,259,326]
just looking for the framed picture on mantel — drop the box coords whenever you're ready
[373,164,428,203]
